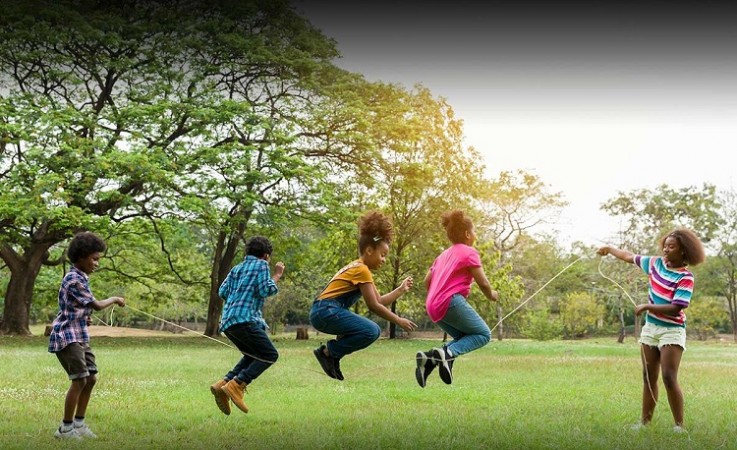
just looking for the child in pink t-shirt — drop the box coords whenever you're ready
[415,210,499,387]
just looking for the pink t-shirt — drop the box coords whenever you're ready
[426,244,481,322]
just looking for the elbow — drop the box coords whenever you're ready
[90,302,103,311]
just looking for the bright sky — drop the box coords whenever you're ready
[294,1,737,247]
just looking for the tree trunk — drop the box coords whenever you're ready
[205,220,247,337]
[729,291,736,343]
[205,231,227,336]
[389,302,397,339]
[617,296,626,343]
[495,303,504,341]
[0,243,51,335]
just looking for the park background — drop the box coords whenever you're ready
[1,1,737,448]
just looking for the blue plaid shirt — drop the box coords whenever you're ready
[48,266,96,352]
[219,255,278,332]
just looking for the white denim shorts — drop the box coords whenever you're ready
[639,321,686,350]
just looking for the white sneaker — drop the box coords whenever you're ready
[54,426,82,439]
[74,424,98,438]
[629,422,646,431]
[673,425,687,434]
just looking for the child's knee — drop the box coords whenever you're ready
[87,374,97,386]
[661,370,679,389]
[365,323,381,342]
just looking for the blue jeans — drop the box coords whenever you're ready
[436,294,491,357]
[310,300,381,359]
[223,321,279,384]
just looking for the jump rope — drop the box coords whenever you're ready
[93,253,658,399]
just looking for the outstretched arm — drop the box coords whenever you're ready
[597,245,635,264]
[91,296,125,311]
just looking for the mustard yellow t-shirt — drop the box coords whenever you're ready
[317,260,373,300]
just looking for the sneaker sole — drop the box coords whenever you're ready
[210,385,231,415]
[415,351,428,388]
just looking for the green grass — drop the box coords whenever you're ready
[1,334,736,449]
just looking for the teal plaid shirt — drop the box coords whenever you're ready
[219,256,278,332]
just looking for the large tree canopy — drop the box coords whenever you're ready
[0,0,351,334]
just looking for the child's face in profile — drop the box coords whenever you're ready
[77,252,102,275]
[362,241,390,270]
[465,225,477,246]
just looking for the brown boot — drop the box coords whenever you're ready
[221,379,249,413]
[210,379,231,415]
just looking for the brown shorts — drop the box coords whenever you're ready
[55,342,97,380]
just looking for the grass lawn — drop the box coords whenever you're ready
[1,332,736,449]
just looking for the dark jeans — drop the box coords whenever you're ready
[223,321,279,384]
[310,299,381,359]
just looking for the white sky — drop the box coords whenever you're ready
[294,1,737,247]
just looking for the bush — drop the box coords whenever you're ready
[522,307,563,341]
[559,291,605,338]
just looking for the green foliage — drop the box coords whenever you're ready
[600,183,722,249]
[687,296,729,340]
[559,291,605,338]
[521,306,564,340]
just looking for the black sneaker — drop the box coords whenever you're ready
[332,356,345,381]
[415,350,436,388]
[313,344,339,379]
[432,347,454,385]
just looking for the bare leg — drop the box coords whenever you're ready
[659,345,685,426]
[640,344,660,424]
[75,374,97,418]
[63,378,88,422]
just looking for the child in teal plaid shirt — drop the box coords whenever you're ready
[209,236,285,415]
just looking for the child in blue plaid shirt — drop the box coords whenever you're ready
[209,236,285,415]
[49,232,125,439]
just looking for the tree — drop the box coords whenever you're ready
[476,171,568,339]
[0,0,370,335]
[600,183,722,250]
[369,85,489,337]
[0,1,209,334]
[698,188,737,341]
[559,291,605,338]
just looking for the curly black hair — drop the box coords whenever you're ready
[358,211,393,253]
[67,232,107,263]
[442,210,474,244]
[245,236,273,258]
